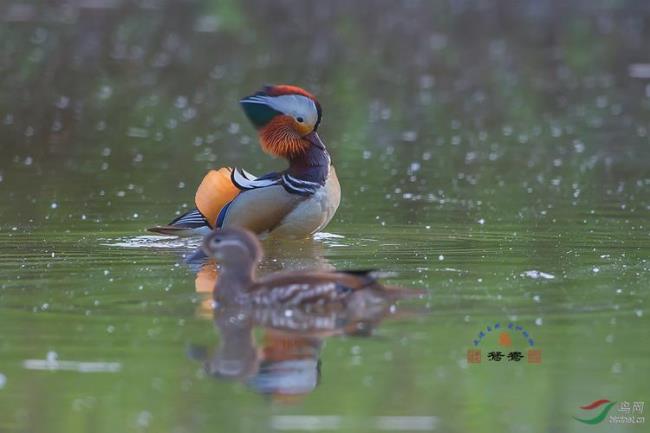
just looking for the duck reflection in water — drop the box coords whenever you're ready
[189,307,324,402]
[188,227,427,402]
[191,299,422,402]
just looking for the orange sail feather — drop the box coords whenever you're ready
[195,168,241,227]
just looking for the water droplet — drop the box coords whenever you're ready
[401,131,417,142]
[98,85,113,100]
[136,411,152,428]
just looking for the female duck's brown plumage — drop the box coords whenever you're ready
[201,227,426,307]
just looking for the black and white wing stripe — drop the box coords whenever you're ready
[230,167,324,197]
[281,174,322,196]
[231,168,281,190]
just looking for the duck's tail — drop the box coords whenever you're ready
[148,167,241,236]
[147,208,212,236]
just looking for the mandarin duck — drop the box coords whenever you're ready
[201,227,426,308]
[149,85,340,239]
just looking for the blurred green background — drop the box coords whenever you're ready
[0,1,649,432]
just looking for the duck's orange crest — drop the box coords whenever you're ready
[265,84,317,101]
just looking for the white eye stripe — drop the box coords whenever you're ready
[245,94,318,126]
[242,96,272,104]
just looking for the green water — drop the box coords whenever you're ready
[1,1,649,432]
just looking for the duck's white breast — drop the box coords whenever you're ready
[271,167,341,238]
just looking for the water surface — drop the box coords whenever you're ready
[1,1,649,432]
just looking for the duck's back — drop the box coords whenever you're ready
[247,270,380,307]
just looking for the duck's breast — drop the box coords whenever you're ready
[271,166,341,237]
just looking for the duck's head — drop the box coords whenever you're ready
[240,84,324,159]
[202,227,263,268]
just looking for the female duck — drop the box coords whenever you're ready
[149,85,340,239]
[202,227,426,307]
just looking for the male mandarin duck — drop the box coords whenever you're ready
[148,84,340,238]
[201,227,426,307]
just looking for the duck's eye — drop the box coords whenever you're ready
[211,238,221,246]
[296,116,304,123]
